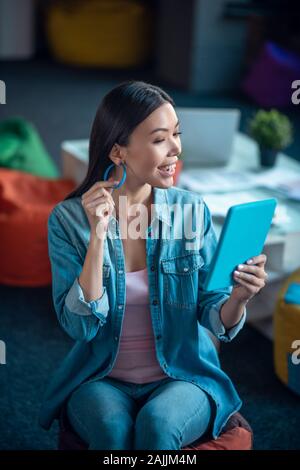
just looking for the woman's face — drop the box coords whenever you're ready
[121,102,182,189]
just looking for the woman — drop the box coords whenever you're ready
[39,81,268,450]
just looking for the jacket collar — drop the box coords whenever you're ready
[152,187,172,227]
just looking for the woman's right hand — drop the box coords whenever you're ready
[81,177,119,239]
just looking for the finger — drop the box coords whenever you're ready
[95,206,113,219]
[82,178,119,200]
[233,276,258,294]
[82,181,114,199]
[95,202,110,217]
[233,270,264,287]
[84,187,116,206]
[105,177,118,195]
[246,254,267,267]
[95,198,116,217]
[236,264,266,279]
[85,196,114,210]
[84,190,115,207]
[100,191,116,211]
[83,191,105,206]
[102,187,116,205]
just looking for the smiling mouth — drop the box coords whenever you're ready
[157,163,176,176]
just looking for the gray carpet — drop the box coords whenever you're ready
[1,283,300,450]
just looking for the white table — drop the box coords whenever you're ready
[61,133,300,340]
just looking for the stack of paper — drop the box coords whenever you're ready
[178,167,300,200]
[202,191,290,226]
[178,169,258,193]
[256,169,300,201]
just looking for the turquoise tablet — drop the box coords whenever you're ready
[203,198,277,291]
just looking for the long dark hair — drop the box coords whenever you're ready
[64,80,175,200]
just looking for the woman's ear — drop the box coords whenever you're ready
[109,143,126,166]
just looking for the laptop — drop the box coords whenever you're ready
[175,108,240,167]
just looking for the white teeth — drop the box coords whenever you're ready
[159,164,174,171]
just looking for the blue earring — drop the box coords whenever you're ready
[103,162,127,189]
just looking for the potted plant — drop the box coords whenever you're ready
[248,109,293,168]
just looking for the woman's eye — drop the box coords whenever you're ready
[154,132,182,144]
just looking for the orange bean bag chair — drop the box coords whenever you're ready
[184,412,253,450]
[0,169,75,286]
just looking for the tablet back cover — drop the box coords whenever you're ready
[203,198,277,291]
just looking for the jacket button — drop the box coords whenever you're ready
[152,299,158,306]
[151,265,155,271]
[156,334,162,340]
[183,267,189,272]
[114,336,118,341]
[118,305,123,310]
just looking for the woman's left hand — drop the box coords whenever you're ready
[231,254,268,303]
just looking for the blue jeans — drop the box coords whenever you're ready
[66,375,213,450]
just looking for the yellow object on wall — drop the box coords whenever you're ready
[46,0,153,67]
[274,268,300,396]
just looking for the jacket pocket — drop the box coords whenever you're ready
[161,253,204,309]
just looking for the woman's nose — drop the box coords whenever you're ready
[167,137,181,156]
[168,143,181,157]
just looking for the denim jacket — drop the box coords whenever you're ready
[39,186,246,439]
